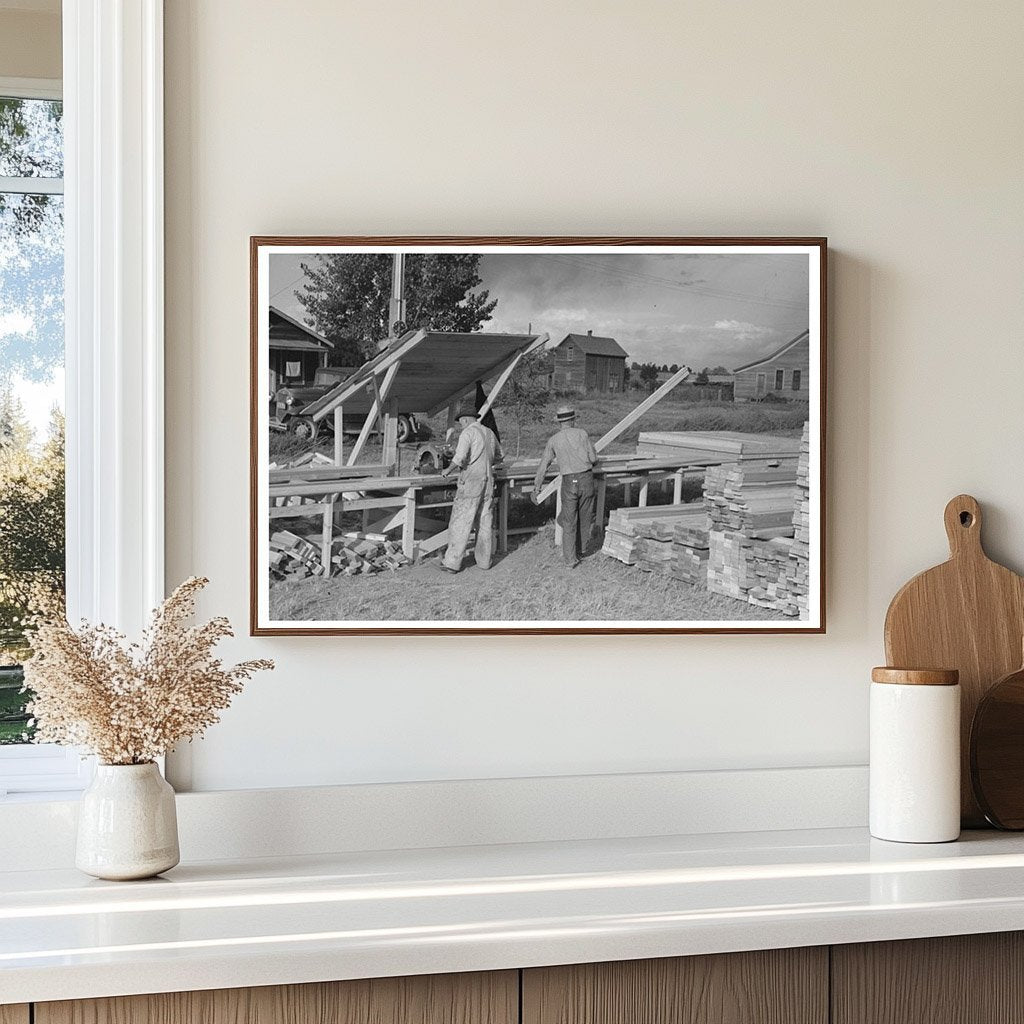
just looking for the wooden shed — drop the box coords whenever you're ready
[268,306,333,390]
[733,330,810,402]
[551,331,628,393]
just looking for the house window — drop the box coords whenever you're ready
[566,347,574,362]
[792,369,802,391]
[0,90,65,751]
[608,377,618,392]
[775,369,785,390]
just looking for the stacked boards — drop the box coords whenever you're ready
[603,505,709,578]
[704,462,804,615]
[635,430,802,463]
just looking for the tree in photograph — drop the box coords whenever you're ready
[297,253,497,362]
[694,367,710,384]
[496,350,553,457]
[638,363,659,391]
[0,98,65,386]
[0,396,65,664]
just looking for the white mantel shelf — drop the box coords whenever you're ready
[5,827,1024,1004]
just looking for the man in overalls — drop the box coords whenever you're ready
[533,405,598,567]
[439,403,503,573]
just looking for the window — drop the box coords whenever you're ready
[566,346,574,362]
[792,369,802,391]
[0,87,65,747]
[775,368,785,390]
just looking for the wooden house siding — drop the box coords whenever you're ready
[551,338,626,393]
[734,333,810,402]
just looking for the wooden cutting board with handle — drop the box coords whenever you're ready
[884,494,1024,826]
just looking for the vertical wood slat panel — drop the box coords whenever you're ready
[35,971,517,1024]
[522,948,828,1024]
[832,932,1024,1024]
[0,1007,30,1024]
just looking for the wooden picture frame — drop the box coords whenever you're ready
[251,236,826,635]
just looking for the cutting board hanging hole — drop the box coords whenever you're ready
[944,494,983,556]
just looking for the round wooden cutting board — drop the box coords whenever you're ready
[884,494,1024,827]
[971,658,1024,829]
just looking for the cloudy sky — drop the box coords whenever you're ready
[269,250,809,370]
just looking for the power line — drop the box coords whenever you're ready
[534,253,808,312]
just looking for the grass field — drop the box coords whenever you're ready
[270,393,809,466]
[269,524,786,623]
[0,674,32,745]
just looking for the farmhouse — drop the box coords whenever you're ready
[733,329,810,402]
[551,330,628,393]
[268,306,333,390]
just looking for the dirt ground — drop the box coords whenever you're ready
[268,524,789,624]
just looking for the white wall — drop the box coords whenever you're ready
[0,7,61,80]
[164,1,1024,792]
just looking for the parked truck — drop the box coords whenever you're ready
[271,366,424,443]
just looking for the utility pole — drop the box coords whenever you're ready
[388,252,406,337]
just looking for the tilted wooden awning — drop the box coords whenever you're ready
[307,330,547,422]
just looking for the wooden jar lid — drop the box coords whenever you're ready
[871,667,960,686]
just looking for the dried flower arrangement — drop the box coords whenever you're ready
[22,577,273,765]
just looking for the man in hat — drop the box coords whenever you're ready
[533,405,598,567]
[439,402,503,573]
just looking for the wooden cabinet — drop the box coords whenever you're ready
[34,972,517,1024]
[522,948,828,1024]
[832,932,1024,1024]
[13,933,1024,1024]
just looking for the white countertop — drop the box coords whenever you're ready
[4,826,1024,1004]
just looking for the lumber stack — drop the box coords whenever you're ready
[601,504,711,586]
[332,532,412,576]
[269,531,329,579]
[671,517,711,586]
[269,529,411,581]
[791,422,812,617]
[602,504,707,568]
[704,464,798,534]
[704,461,802,615]
[636,431,802,463]
[747,537,801,616]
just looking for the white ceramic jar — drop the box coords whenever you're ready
[870,667,961,843]
[76,762,180,880]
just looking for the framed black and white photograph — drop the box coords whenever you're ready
[250,237,826,635]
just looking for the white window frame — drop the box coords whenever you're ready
[0,0,165,797]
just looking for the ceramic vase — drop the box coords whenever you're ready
[76,762,180,880]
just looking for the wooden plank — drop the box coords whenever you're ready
[0,1007,29,1024]
[269,463,388,484]
[523,949,827,1024]
[382,398,400,472]
[37,971,518,1024]
[499,478,510,553]
[832,933,1024,1024]
[308,328,425,421]
[333,405,344,465]
[534,364,692,505]
[347,360,401,467]
[320,497,335,569]
[403,488,416,558]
